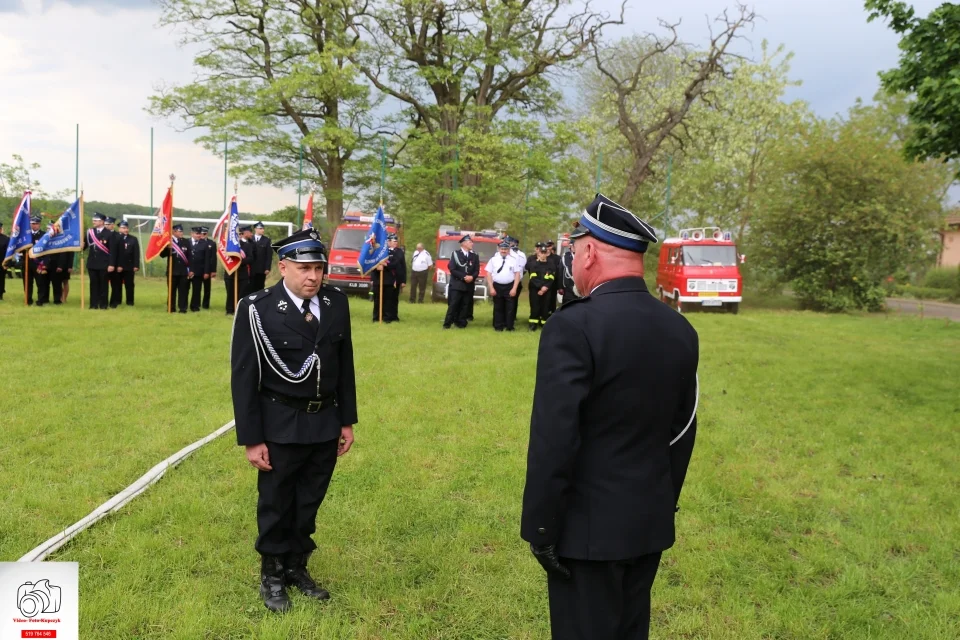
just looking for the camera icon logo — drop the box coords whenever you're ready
[17,579,62,619]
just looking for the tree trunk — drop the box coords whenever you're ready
[324,157,344,223]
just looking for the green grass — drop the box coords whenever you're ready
[1,277,958,639]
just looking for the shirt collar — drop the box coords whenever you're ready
[283,281,316,310]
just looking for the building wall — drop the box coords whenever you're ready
[939,229,960,267]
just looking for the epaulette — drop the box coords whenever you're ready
[245,287,275,304]
[322,284,345,296]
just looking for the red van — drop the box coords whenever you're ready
[431,227,501,301]
[656,227,742,314]
[326,213,400,295]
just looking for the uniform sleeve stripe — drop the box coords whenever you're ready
[669,374,698,447]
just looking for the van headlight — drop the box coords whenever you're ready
[687,279,697,291]
[329,265,345,275]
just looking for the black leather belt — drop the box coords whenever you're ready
[262,389,335,414]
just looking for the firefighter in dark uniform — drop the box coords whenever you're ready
[160,224,191,313]
[442,234,480,329]
[188,226,211,312]
[201,227,216,309]
[0,222,8,301]
[102,217,123,307]
[83,212,113,310]
[544,240,561,317]
[114,220,139,306]
[251,221,273,292]
[521,194,699,640]
[24,216,44,305]
[230,228,357,614]
[32,219,52,306]
[51,249,74,305]
[559,248,579,306]
[371,233,405,322]
[226,226,256,314]
[526,242,555,331]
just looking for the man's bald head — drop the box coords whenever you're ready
[571,235,646,295]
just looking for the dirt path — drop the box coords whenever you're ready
[885,297,960,321]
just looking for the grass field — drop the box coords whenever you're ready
[1,277,959,639]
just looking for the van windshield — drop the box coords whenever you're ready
[439,240,499,262]
[682,245,737,266]
[332,229,366,252]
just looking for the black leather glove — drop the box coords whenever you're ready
[530,544,570,580]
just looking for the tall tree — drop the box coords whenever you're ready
[588,5,756,205]
[351,0,621,207]
[149,0,377,223]
[865,1,960,178]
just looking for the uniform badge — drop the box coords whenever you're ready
[277,299,288,312]
[248,294,257,301]
[305,312,315,323]
[322,296,331,307]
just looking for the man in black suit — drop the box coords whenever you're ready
[371,233,406,322]
[201,227,216,309]
[521,193,699,640]
[103,217,124,307]
[231,228,357,614]
[82,212,113,310]
[29,217,49,305]
[251,221,273,291]
[442,234,479,329]
[188,226,211,312]
[0,222,8,300]
[160,224,191,313]
[114,220,140,306]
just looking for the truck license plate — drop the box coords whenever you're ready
[701,299,722,307]
[348,282,358,288]
[699,292,718,297]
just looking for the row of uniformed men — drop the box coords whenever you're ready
[444,235,577,331]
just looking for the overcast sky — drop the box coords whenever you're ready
[0,0,945,215]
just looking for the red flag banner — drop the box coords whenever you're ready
[302,192,314,230]
[215,196,242,275]
[144,186,173,262]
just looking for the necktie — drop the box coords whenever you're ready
[301,299,319,333]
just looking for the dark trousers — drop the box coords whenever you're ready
[444,287,469,328]
[202,276,212,309]
[251,273,266,293]
[169,275,188,312]
[492,282,517,330]
[35,271,50,305]
[548,552,662,640]
[256,439,339,555]
[409,269,428,303]
[0,266,6,299]
[120,270,135,305]
[189,275,204,311]
[109,271,123,307]
[372,280,400,322]
[24,266,39,304]
[89,268,108,309]
[529,287,550,327]
[225,274,250,313]
[548,285,558,316]
[512,283,523,325]
[464,289,475,321]
[50,271,65,305]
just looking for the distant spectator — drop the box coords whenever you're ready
[409,242,433,303]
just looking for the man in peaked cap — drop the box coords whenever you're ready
[187,226,211,312]
[484,238,523,331]
[521,194,699,640]
[442,234,480,329]
[101,216,123,307]
[160,224,191,313]
[251,221,273,293]
[114,220,139,306]
[26,215,46,305]
[371,232,406,323]
[82,212,113,309]
[201,227,216,309]
[230,228,357,614]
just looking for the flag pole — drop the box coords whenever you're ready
[168,175,175,313]
[234,179,239,313]
[379,139,386,324]
[79,191,85,310]
[75,124,79,199]
[24,253,29,307]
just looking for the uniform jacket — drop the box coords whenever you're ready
[189,237,211,276]
[0,233,9,263]
[231,283,358,446]
[561,251,575,292]
[160,237,191,276]
[29,230,45,271]
[253,234,273,273]
[238,238,256,280]
[372,247,406,286]
[114,234,140,271]
[83,227,114,270]
[521,276,699,561]
[205,238,218,275]
[527,258,556,291]
[545,253,561,288]
[447,249,480,292]
[52,252,75,273]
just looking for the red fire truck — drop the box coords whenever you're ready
[431,226,502,302]
[326,213,400,295]
[656,227,743,314]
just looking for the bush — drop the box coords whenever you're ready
[922,266,960,291]
[892,284,958,301]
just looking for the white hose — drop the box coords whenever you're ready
[18,420,236,562]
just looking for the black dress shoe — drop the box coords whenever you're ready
[284,552,330,601]
[260,555,292,613]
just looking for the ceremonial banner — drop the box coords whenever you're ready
[214,196,242,275]
[302,192,314,230]
[2,191,33,266]
[144,185,173,262]
[30,198,82,258]
[358,205,389,275]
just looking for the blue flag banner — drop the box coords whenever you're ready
[30,198,82,258]
[2,191,33,267]
[358,205,390,275]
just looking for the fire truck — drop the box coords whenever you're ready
[656,227,743,314]
[431,226,502,302]
[326,213,401,295]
